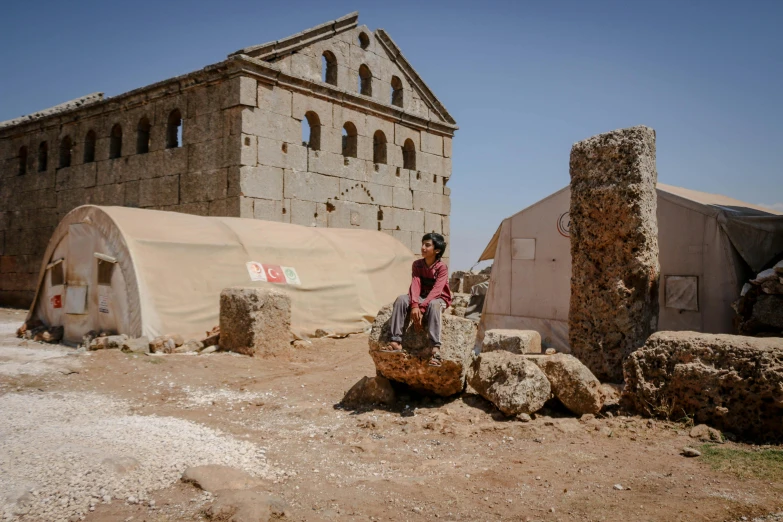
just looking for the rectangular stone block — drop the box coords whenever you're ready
[176,202,210,216]
[394,124,420,148]
[332,105,368,136]
[180,168,227,203]
[138,148,188,179]
[208,198,228,217]
[185,110,225,144]
[235,165,283,200]
[308,150,344,178]
[252,198,285,222]
[284,170,339,203]
[91,183,125,206]
[569,125,659,382]
[326,200,379,230]
[421,132,444,155]
[223,76,258,108]
[241,107,300,144]
[292,92,333,128]
[443,136,452,158]
[289,199,326,228]
[412,190,450,215]
[339,178,392,206]
[482,329,542,354]
[257,83,293,116]
[57,187,94,215]
[188,138,229,172]
[187,82,227,117]
[339,157,368,182]
[410,170,443,194]
[424,212,442,234]
[139,175,179,207]
[364,115,394,147]
[366,163,409,189]
[391,229,412,251]
[442,216,450,236]
[392,187,412,209]
[417,151,444,176]
[124,180,140,207]
[290,52,321,82]
[219,287,291,356]
[257,137,307,171]
[381,207,424,233]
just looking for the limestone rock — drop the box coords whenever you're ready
[174,339,204,353]
[689,424,723,443]
[40,326,64,343]
[368,303,477,396]
[149,336,176,353]
[569,125,660,382]
[219,287,292,356]
[525,353,604,415]
[467,351,551,416]
[623,331,783,440]
[89,334,128,350]
[206,490,287,522]
[201,345,218,354]
[121,336,150,354]
[342,376,396,407]
[182,465,264,493]
[201,325,220,347]
[482,329,542,354]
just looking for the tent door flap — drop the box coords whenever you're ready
[65,285,88,314]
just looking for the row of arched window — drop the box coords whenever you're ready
[17,110,183,175]
[320,52,404,108]
[301,111,416,170]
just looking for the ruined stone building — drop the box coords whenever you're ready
[0,12,457,307]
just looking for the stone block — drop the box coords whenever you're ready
[180,169,227,203]
[208,198,229,217]
[442,216,451,237]
[393,124,420,148]
[369,303,478,396]
[284,170,339,202]
[188,138,228,172]
[410,170,443,194]
[318,126,344,155]
[257,137,307,171]
[356,135,374,161]
[380,207,424,233]
[184,111,225,144]
[338,156,368,182]
[187,82,227,117]
[176,202,210,216]
[290,52,321,82]
[234,165,283,200]
[364,115,394,147]
[424,212,442,234]
[241,107,300,144]
[391,229,412,251]
[124,180,140,207]
[139,175,179,207]
[417,151,444,176]
[421,132,444,155]
[307,150,344,177]
[366,163,410,189]
[443,136,452,158]
[569,125,659,382]
[339,179,392,206]
[482,329,542,354]
[392,187,413,209]
[219,287,292,356]
[341,375,396,407]
[412,190,450,215]
[226,196,255,218]
[289,199,326,228]
[223,76,257,108]
[252,198,284,222]
[468,351,551,416]
[91,183,125,206]
[525,353,604,415]
[257,83,293,116]
[139,148,188,179]
[332,105,368,136]
[292,92,333,128]
[181,465,265,493]
[326,200,378,230]
[623,331,783,440]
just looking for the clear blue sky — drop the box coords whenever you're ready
[1,0,781,270]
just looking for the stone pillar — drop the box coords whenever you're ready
[568,126,660,382]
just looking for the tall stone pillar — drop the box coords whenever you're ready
[568,126,660,382]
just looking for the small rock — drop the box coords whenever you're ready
[613,484,623,490]
[200,345,218,354]
[468,351,551,416]
[545,348,556,355]
[689,424,723,443]
[121,336,150,354]
[174,339,204,353]
[517,413,532,423]
[342,376,396,407]
[482,329,542,354]
[90,334,129,350]
[682,447,701,457]
[182,465,265,493]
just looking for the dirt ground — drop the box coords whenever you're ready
[1,307,782,522]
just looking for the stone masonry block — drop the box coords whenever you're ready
[91,183,125,206]
[339,179,392,206]
[139,175,179,207]
[326,200,378,230]
[417,152,444,177]
[308,150,344,177]
[410,169,444,194]
[394,124,420,148]
[125,180,140,207]
[208,199,229,217]
[257,137,307,171]
[318,126,344,156]
[252,198,284,222]
[187,82,227,117]
[290,52,321,82]
[569,125,659,382]
[443,137,452,158]
[356,135,374,162]
[421,132,444,155]
[257,83,293,116]
[412,191,450,215]
[236,165,283,200]
[381,207,424,233]
[180,168,227,203]
[188,138,228,172]
[392,187,412,209]
[241,107,300,144]
[219,287,291,356]
[284,170,339,203]
[292,92,333,128]
[332,105,368,136]
[223,76,258,108]
[442,216,450,236]
[364,115,394,147]
[138,148,188,180]
[391,229,412,251]
[338,157,368,183]
[185,111,225,144]
[424,212,442,234]
[482,329,542,354]
[289,199,326,228]
[366,163,410,189]
[225,196,255,218]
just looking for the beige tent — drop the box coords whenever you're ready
[28,205,414,345]
[478,184,783,351]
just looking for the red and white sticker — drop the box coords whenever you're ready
[246,262,301,285]
[51,295,62,309]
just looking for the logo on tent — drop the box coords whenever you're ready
[557,212,571,238]
[246,262,301,285]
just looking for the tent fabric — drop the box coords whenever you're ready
[28,205,414,344]
[478,184,783,352]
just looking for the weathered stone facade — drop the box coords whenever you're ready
[0,12,456,307]
[568,126,659,383]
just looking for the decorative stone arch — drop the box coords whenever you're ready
[359,64,372,97]
[391,76,403,107]
[303,111,321,150]
[109,124,123,159]
[342,122,358,158]
[59,136,73,169]
[322,50,338,86]
[83,130,96,163]
[137,117,152,154]
[402,138,416,170]
[373,130,387,165]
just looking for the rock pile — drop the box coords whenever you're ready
[623,331,783,440]
[468,352,551,415]
[16,320,63,343]
[734,261,783,336]
[368,303,478,396]
[482,329,541,354]
[449,265,491,294]
[448,293,471,318]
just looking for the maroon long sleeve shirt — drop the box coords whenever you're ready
[408,258,452,310]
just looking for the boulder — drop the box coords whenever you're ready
[219,287,292,356]
[206,490,287,522]
[173,339,204,353]
[121,336,150,354]
[182,465,264,493]
[689,424,723,443]
[467,351,551,416]
[482,329,542,354]
[89,334,128,350]
[623,331,783,440]
[369,303,477,396]
[149,336,176,353]
[524,354,604,415]
[342,376,396,407]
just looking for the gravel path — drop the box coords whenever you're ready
[0,391,282,522]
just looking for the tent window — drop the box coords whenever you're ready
[664,275,699,311]
[97,259,115,286]
[50,262,64,286]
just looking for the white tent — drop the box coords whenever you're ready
[478,184,783,351]
[27,205,414,345]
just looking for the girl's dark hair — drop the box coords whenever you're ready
[422,233,446,260]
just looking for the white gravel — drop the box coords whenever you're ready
[0,391,281,522]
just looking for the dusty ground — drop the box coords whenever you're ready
[1,307,782,522]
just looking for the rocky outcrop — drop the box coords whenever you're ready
[342,376,396,407]
[219,287,292,356]
[482,329,542,354]
[369,303,477,396]
[623,331,783,440]
[526,354,604,415]
[468,351,551,416]
[569,125,660,382]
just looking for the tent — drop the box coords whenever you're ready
[478,184,783,352]
[27,205,414,345]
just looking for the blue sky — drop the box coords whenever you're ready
[1,0,781,270]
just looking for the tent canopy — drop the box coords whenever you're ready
[29,205,414,343]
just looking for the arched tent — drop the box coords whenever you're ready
[28,205,414,345]
[478,184,783,352]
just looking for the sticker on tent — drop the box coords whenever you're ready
[246,262,301,285]
[51,295,62,309]
[557,212,571,238]
[99,295,110,314]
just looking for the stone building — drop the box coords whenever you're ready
[0,12,457,307]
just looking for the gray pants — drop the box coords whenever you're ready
[390,294,446,347]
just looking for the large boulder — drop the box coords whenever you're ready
[219,287,292,356]
[468,351,551,416]
[482,329,542,354]
[369,303,477,396]
[624,331,783,440]
[525,354,604,415]
[341,376,396,407]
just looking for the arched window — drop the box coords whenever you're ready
[302,111,321,150]
[38,141,48,172]
[83,130,96,163]
[18,146,27,175]
[359,64,372,96]
[137,117,151,154]
[358,32,370,49]
[403,138,416,170]
[59,136,73,169]
[109,124,123,159]
[391,76,403,107]
[322,51,337,86]
[373,130,387,165]
[342,122,357,158]
[166,109,183,149]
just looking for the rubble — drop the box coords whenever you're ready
[89,334,129,350]
[734,262,783,336]
[525,353,604,415]
[467,351,551,416]
[369,303,477,396]
[219,287,292,356]
[482,329,542,354]
[121,337,150,354]
[569,125,660,382]
[448,293,471,318]
[449,266,491,294]
[149,334,184,354]
[623,331,783,440]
